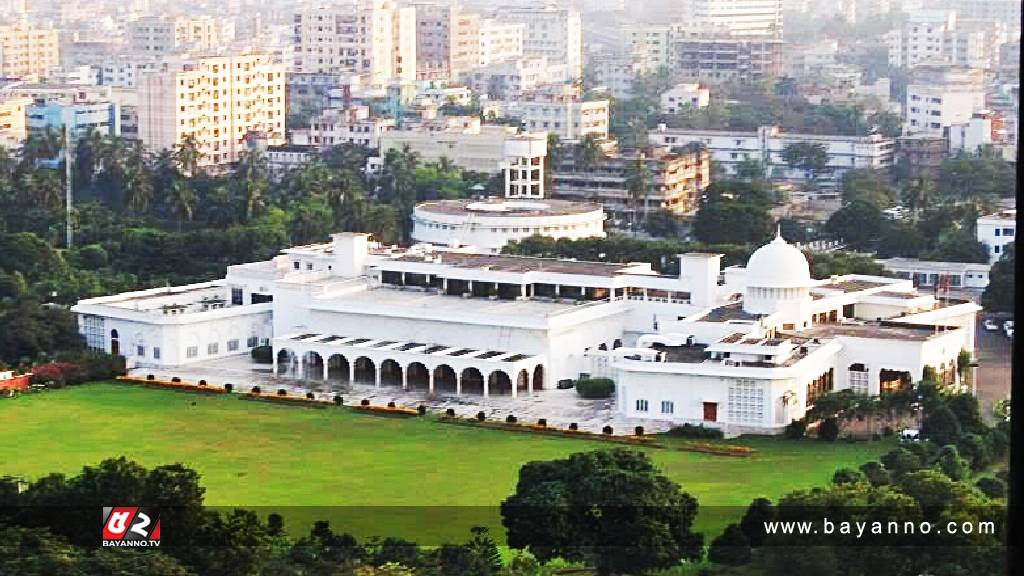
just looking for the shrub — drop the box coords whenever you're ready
[55,350,125,381]
[883,426,895,437]
[785,419,807,439]
[668,423,725,440]
[445,408,455,417]
[333,395,343,405]
[146,374,156,381]
[476,411,486,422]
[506,414,518,424]
[556,379,574,389]
[634,426,645,437]
[818,417,840,441]
[921,405,962,447]
[708,523,752,565]
[276,388,287,396]
[251,386,261,395]
[739,498,775,547]
[387,401,396,408]
[171,377,181,383]
[575,377,615,399]
[361,399,370,406]
[568,422,579,431]
[30,363,86,388]
[975,477,1007,499]
[198,379,207,386]
[417,405,426,416]
[306,392,315,400]
[832,468,864,485]
[602,425,613,435]
[250,345,273,364]
[537,418,547,427]
[223,383,233,393]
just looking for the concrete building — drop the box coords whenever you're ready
[127,16,221,55]
[876,257,991,290]
[500,90,610,142]
[680,0,784,39]
[649,125,894,187]
[660,83,710,114]
[896,134,949,181]
[670,36,783,84]
[301,105,395,149]
[498,5,583,81]
[0,95,29,149]
[0,20,60,78]
[412,2,481,81]
[976,209,1016,264]
[622,23,674,73]
[904,66,985,136]
[26,99,120,140]
[137,53,286,169]
[551,145,710,219]
[477,19,524,67]
[886,9,1004,70]
[378,121,520,174]
[73,231,979,435]
[292,0,417,87]
[464,56,566,101]
[948,110,1003,155]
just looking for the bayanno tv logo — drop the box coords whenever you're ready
[101,507,161,547]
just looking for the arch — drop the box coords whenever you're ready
[488,370,512,396]
[532,364,545,391]
[461,367,484,395]
[110,329,120,356]
[434,364,457,394]
[612,339,623,349]
[380,359,403,387]
[304,351,324,380]
[353,356,376,385]
[517,369,530,393]
[277,348,297,376]
[327,354,350,382]
[407,362,430,391]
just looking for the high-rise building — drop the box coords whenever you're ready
[904,66,985,136]
[886,9,1004,70]
[293,0,416,87]
[680,0,784,39]
[0,95,30,149]
[412,2,481,81]
[137,53,286,169]
[127,16,221,55]
[0,20,60,78]
[477,19,523,67]
[498,5,583,81]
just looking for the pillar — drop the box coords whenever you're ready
[555,284,561,297]
[375,367,381,387]
[323,355,330,382]
[512,374,519,399]
[527,371,533,396]
[483,373,489,398]
[272,351,277,376]
[402,367,408,390]
[348,362,355,385]
[428,370,435,394]
[456,373,462,396]
[521,284,527,298]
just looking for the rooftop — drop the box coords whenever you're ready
[390,251,642,277]
[704,303,762,323]
[788,321,957,342]
[415,198,602,217]
[310,285,598,318]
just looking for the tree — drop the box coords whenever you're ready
[921,405,962,447]
[841,169,896,208]
[708,523,752,565]
[825,200,883,250]
[644,209,679,238]
[166,178,196,231]
[692,195,773,245]
[625,154,650,233]
[934,445,970,482]
[921,229,989,263]
[173,135,203,176]
[501,449,703,576]
[832,468,865,485]
[738,497,775,546]
[858,461,891,486]
[781,142,831,186]
[818,417,840,441]
[981,242,1013,312]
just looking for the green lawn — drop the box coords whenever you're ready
[1,382,893,543]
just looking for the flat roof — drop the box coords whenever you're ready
[416,198,602,217]
[789,322,954,342]
[704,303,762,322]
[391,251,634,277]
[312,285,585,318]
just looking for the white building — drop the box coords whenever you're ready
[660,83,710,115]
[904,66,985,136]
[500,91,610,142]
[680,0,784,38]
[875,257,991,290]
[477,18,524,67]
[649,125,895,187]
[412,133,606,253]
[497,5,583,81]
[73,231,979,435]
[976,210,1016,264]
[300,105,396,150]
[463,56,566,101]
[127,16,221,55]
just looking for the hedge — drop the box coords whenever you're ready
[251,345,273,364]
[575,377,615,399]
[667,423,725,440]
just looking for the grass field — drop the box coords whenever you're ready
[1,382,894,543]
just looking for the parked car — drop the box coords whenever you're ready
[898,428,921,443]
[1004,320,1015,338]
[983,319,999,331]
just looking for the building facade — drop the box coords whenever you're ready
[0,95,29,149]
[976,210,1016,264]
[904,66,985,136]
[498,5,583,81]
[0,20,60,78]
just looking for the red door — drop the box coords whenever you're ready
[703,402,718,422]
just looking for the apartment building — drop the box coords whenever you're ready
[976,209,1017,264]
[621,23,674,73]
[498,6,583,81]
[478,19,524,67]
[128,16,221,55]
[300,105,395,149]
[649,125,894,187]
[904,66,985,136]
[464,56,566,101]
[378,123,521,173]
[137,53,286,169]
[660,83,710,114]
[886,9,1003,70]
[413,3,480,81]
[0,20,60,78]
[551,145,711,218]
[671,36,783,83]
[27,99,120,140]
[500,88,609,142]
[293,0,416,87]
[681,0,784,39]
[0,95,29,149]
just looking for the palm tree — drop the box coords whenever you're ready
[173,135,203,176]
[122,151,154,214]
[437,155,456,176]
[238,150,268,222]
[20,129,62,166]
[20,169,64,212]
[903,178,934,216]
[625,153,650,236]
[166,177,196,230]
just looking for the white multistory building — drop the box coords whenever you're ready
[886,9,1005,70]
[976,210,1016,264]
[497,5,583,81]
[73,230,979,435]
[296,105,396,149]
[127,16,221,55]
[464,56,566,101]
[499,88,610,142]
[477,19,524,67]
[649,125,894,187]
[680,0,784,38]
[137,52,286,168]
[904,66,985,136]
[660,83,710,114]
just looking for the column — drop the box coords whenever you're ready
[511,373,519,399]
[521,284,527,299]
[375,367,381,388]
[272,350,277,376]
[402,367,408,390]
[526,371,532,397]
[456,373,462,396]
[348,362,355,385]
[428,369,435,394]
[483,373,489,398]
[323,355,330,382]
[555,284,561,297]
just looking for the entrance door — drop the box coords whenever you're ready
[703,402,718,422]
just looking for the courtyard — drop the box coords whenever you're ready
[1,382,895,543]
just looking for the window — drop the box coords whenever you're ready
[137,345,145,357]
[207,342,219,355]
[727,380,765,424]
[227,339,239,352]
[1003,228,1014,237]
[186,346,198,358]
[231,287,243,305]
[660,400,674,414]
[635,399,649,412]
[153,347,160,360]
[293,261,300,270]
[247,336,259,348]
[995,229,1001,236]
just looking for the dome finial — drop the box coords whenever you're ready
[775,224,782,241]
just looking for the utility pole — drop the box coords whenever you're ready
[64,121,74,248]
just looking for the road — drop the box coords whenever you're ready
[974,321,1013,418]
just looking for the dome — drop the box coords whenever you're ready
[745,231,811,289]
